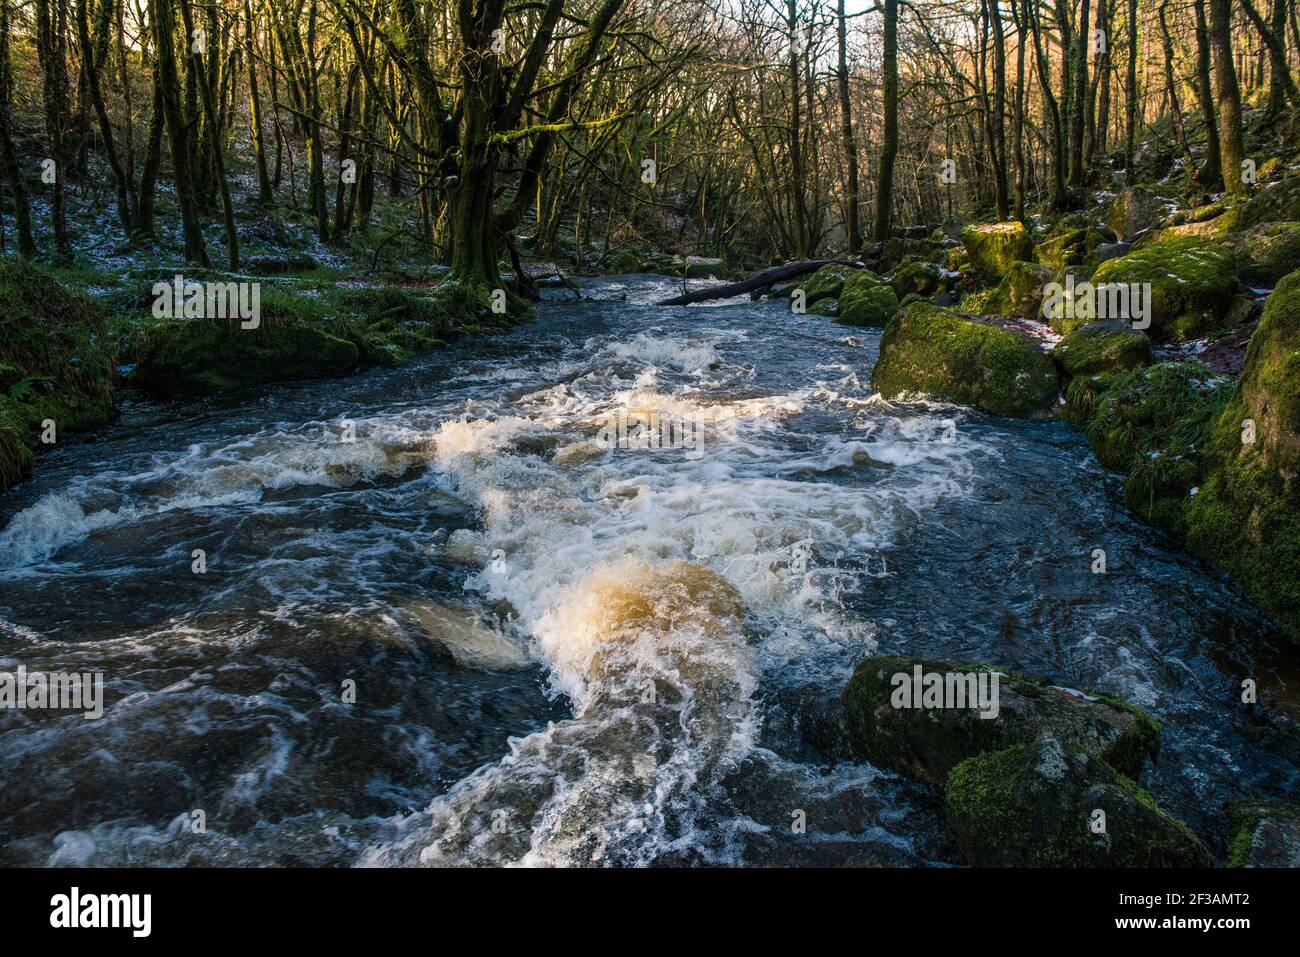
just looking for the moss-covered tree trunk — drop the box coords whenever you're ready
[835,0,861,253]
[1191,0,1224,189]
[1123,0,1137,185]
[1209,0,1246,197]
[1067,0,1090,188]
[244,0,273,205]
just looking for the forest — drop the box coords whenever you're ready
[0,0,1298,872]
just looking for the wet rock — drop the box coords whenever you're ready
[960,221,1035,282]
[945,736,1213,867]
[841,655,1160,787]
[1053,319,1153,377]
[1226,800,1300,867]
[871,302,1059,417]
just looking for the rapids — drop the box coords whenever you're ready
[1,274,1296,866]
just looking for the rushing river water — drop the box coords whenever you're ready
[1,274,1297,866]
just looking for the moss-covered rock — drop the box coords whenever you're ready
[1053,319,1153,377]
[1105,186,1170,240]
[1081,361,1235,533]
[1034,227,1104,275]
[0,260,118,490]
[945,736,1213,867]
[836,272,899,327]
[1090,236,1239,340]
[1225,800,1300,867]
[133,288,359,396]
[960,221,1035,282]
[797,263,859,304]
[330,285,459,365]
[871,302,1059,417]
[1234,221,1300,287]
[977,260,1053,319]
[1183,272,1300,637]
[842,655,1160,786]
[889,260,949,298]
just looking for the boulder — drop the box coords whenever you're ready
[1053,319,1153,377]
[960,221,1035,282]
[134,289,359,396]
[0,261,117,491]
[945,736,1213,867]
[841,655,1160,787]
[1089,236,1238,340]
[1185,270,1300,637]
[871,302,1059,417]
[1226,800,1300,867]
[978,260,1053,319]
[1105,186,1170,240]
[1233,222,1300,287]
[835,271,899,327]
[796,263,859,305]
[889,260,949,298]
[1034,227,1105,274]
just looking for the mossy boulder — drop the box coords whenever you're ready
[331,285,461,365]
[1089,236,1238,340]
[960,222,1035,282]
[1147,199,1246,245]
[797,263,859,305]
[1081,361,1235,534]
[0,261,118,490]
[889,260,949,298]
[836,272,899,327]
[1105,186,1170,240]
[133,288,359,396]
[842,655,1160,787]
[945,736,1213,867]
[978,261,1053,319]
[1226,800,1300,867]
[1034,227,1104,274]
[1053,319,1153,378]
[1183,273,1300,637]
[871,302,1059,417]
[1234,222,1300,287]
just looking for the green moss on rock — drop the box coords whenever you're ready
[1105,186,1171,240]
[977,260,1053,319]
[836,273,899,327]
[889,260,949,298]
[945,737,1213,867]
[871,302,1059,417]
[797,263,859,304]
[1225,800,1300,867]
[1235,222,1300,288]
[842,655,1160,786]
[1054,319,1153,377]
[960,221,1035,282]
[1035,227,1104,275]
[1090,236,1239,340]
[133,288,359,396]
[0,260,118,490]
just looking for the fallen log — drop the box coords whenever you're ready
[656,259,864,306]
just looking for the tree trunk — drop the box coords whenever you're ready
[875,0,899,241]
[836,0,861,253]
[1209,0,1247,196]
[35,0,72,255]
[1192,0,1224,189]
[245,0,273,204]
[1123,0,1137,184]
[149,0,207,264]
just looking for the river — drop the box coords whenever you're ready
[1,274,1296,866]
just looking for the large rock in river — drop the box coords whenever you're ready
[841,655,1160,786]
[871,302,1059,417]
[946,736,1213,867]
